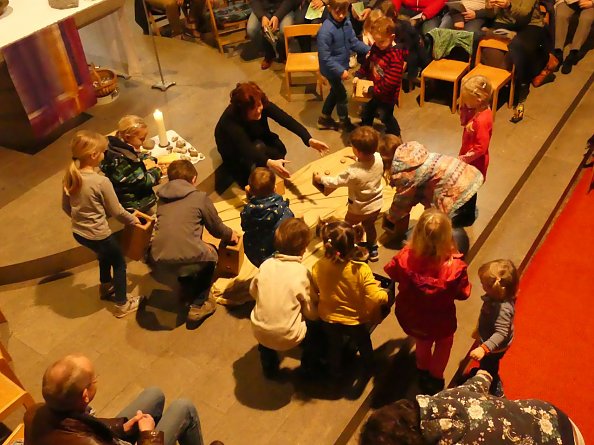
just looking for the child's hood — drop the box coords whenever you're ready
[157,179,197,202]
[242,194,288,221]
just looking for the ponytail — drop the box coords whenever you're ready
[63,159,83,196]
[62,130,108,196]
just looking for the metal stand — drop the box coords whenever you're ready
[142,0,176,91]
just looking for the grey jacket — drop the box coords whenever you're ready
[478,294,515,353]
[150,179,232,264]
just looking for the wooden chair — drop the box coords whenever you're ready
[421,30,473,113]
[0,342,23,388]
[283,24,323,101]
[462,38,515,120]
[0,372,35,423]
[0,307,6,324]
[206,0,249,53]
[2,423,24,445]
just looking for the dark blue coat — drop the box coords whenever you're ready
[318,16,370,80]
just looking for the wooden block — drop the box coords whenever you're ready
[312,173,336,196]
[353,79,374,102]
[121,211,155,261]
[202,229,244,277]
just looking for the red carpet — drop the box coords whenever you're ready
[500,167,594,442]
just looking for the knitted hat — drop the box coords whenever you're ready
[392,141,429,172]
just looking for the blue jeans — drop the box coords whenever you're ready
[247,11,294,60]
[117,387,204,445]
[73,233,127,303]
[321,76,348,121]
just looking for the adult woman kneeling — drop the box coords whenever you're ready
[215,82,329,187]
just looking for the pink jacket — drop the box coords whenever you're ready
[458,107,493,180]
[384,246,471,340]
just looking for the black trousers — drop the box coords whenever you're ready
[360,97,401,136]
[451,193,478,228]
[479,350,506,394]
[222,138,286,187]
[323,321,374,375]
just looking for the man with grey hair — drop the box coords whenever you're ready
[24,354,216,445]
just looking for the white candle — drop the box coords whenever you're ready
[153,109,168,146]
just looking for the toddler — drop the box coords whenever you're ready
[101,115,162,212]
[384,208,471,394]
[317,0,370,132]
[62,131,141,318]
[313,126,384,261]
[250,218,320,378]
[241,167,294,267]
[469,259,519,397]
[313,219,388,376]
[362,9,385,45]
[355,17,407,137]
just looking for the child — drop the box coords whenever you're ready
[241,167,294,267]
[317,0,370,132]
[101,115,162,212]
[62,131,142,318]
[469,259,519,397]
[457,76,492,222]
[355,17,407,137]
[362,8,385,45]
[313,126,384,261]
[250,218,319,378]
[313,219,388,376]
[150,160,239,327]
[384,208,471,394]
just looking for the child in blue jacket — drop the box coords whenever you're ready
[317,0,370,133]
[241,167,294,267]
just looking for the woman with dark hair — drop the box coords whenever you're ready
[215,82,329,187]
[360,370,585,445]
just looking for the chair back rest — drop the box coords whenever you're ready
[476,38,512,72]
[284,24,322,53]
[427,28,474,60]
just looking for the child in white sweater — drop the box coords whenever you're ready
[314,126,384,261]
[250,218,319,378]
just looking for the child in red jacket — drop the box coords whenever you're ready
[458,75,493,221]
[355,17,407,137]
[384,208,471,394]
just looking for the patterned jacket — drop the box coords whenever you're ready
[416,372,576,444]
[101,136,162,211]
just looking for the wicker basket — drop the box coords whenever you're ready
[89,65,117,98]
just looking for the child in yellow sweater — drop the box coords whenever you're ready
[312,219,388,376]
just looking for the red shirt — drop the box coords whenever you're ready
[384,246,471,340]
[391,0,446,19]
[458,107,492,180]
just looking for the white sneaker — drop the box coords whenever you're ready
[114,295,142,318]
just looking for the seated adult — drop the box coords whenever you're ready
[24,354,215,445]
[101,115,162,212]
[360,370,584,445]
[293,0,327,52]
[439,0,495,39]
[247,0,297,70]
[391,0,446,33]
[554,0,594,74]
[487,0,550,123]
[215,82,329,187]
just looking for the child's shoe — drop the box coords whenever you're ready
[340,118,356,133]
[317,115,338,130]
[99,282,115,300]
[510,103,524,124]
[368,244,379,262]
[186,300,216,328]
[114,295,142,318]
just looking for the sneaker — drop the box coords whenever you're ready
[186,300,216,328]
[368,244,379,262]
[317,115,338,130]
[340,118,356,133]
[114,295,142,318]
[561,49,579,75]
[260,57,273,70]
[99,283,114,300]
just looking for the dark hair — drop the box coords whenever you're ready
[249,167,276,198]
[371,16,396,37]
[360,400,425,445]
[350,126,380,155]
[329,0,350,12]
[274,218,311,256]
[378,134,403,172]
[167,160,196,182]
[317,218,364,262]
[230,82,269,119]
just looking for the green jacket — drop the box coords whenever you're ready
[493,0,545,29]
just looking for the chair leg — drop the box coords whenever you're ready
[508,78,515,109]
[0,358,23,389]
[451,80,459,114]
[420,75,426,107]
[0,341,11,362]
[492,89,499,122]
[20,392,36,409]
[0,307,6,324]
[318,76,324,100]
[285,72,291,101]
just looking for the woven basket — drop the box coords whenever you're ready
[89,65,117,98]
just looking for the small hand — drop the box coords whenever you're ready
[352,76,359,84]
[461,9,476,20]
[476,369,492,378]
[123,411,144,432]
[132,216,142,226]
[269,16,280,31]
[261,16,270,29]
[308,138,329,155]
[578,0,593,8]
[341,70,349,80]
[137,413,156,432]
[469,346,486,361]
[312,172,323,183]
[359,7,371,20]
[266,158,291,178]
[143,159,157,170]
[311,0,325,9]
[230,231,240,245]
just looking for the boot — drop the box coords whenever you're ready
[532,53,559,87]
[561,49,579,75]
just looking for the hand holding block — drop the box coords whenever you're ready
[312,173,336,196]
[353,79,374,102]
[202,228,244,277]
[121,211,155,261]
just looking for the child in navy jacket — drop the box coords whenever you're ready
[317,0,370,133]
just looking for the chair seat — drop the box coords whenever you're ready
[422,59,470,82]
[285,53,319,73]
[464,64,511,89]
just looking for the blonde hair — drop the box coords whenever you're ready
[478,259,519,301]
[116,115,147,141]
[460,75,493,111]
[63,131,108,196]
[364,9,385,35]
[410,209,454,263]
